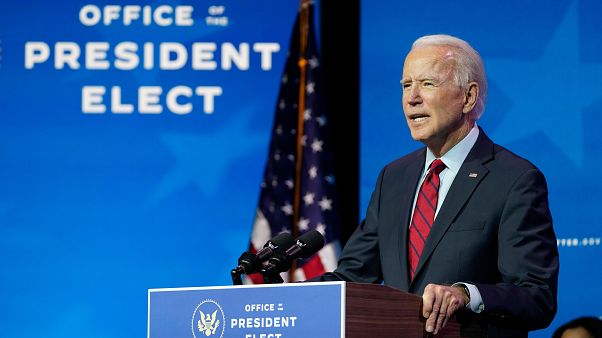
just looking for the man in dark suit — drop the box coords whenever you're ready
[315,35,559,337]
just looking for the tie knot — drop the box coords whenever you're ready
[429,159,446,175]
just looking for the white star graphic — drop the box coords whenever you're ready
[281,74,288,84]
[308,56,320,69]
[319,197,333,211]
[486,1,602,167]
[274,151,281,161]
[281,202,293,216]
[303,193,315,206]
[150,111,265,203]
[301,135,308,146]
[311,138,323,153]
[271,176,278,187]
[298,217,310,231]
[306,82,315,94]
[269,202,275,213]
[308,166,318,179]
[287,154,295,162]
[285,179,294,189]
[316,222,326,235]
[275,125,283,135]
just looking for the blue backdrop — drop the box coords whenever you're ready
[1,0,600,337]
[0,1,297,337]
[360,0,602,336]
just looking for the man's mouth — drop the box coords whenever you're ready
[409,114,430,122]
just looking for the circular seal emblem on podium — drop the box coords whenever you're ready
[192,299,225,338]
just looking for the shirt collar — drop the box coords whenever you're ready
[424,124,480,175]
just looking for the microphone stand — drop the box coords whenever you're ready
[231,268,243,285]
[260,252,290,284]
[261,270,284,284]
[230,251,258,285]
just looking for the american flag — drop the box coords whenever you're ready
[247,2,341,283]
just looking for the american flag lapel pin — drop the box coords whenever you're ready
[469,173,478,178]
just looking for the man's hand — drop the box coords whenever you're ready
[422,283,469,335]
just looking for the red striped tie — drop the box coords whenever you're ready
[408,159,446,280]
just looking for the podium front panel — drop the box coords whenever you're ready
[148,281,345,338]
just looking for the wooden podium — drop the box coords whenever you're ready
[148,281,485,338]
[346,282,461,338]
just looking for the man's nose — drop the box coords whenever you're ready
[405,85,422,105]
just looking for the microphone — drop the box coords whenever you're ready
[261,230,325,277]
[231,232,295,277]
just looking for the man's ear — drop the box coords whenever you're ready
[462,82,479,114]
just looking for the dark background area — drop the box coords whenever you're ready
[321,0,360,244]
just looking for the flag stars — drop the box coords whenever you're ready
[316,116,327,127]
[301,135,308,146]
[274,151,281,161]
[285,179,294,190]
[298,217,310,231]
[287,154,295,162]
[308,166,318,179]
[316,222,326,235]
[281,202,293,216]
[311,138,323,153]
[303,193,315,206]
[308,56,320,69]
[281,74,288,84]
[271,177,278,187]
[306,82,315,94]
[279,99,286,110]
[269,202,275,213]
[275,125,283,135]
[325,175,335,184]
[319,197,333,211]
[303,109,312,121]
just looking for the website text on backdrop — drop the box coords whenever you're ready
[311,34,559,338]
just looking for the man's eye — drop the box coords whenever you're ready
[423,81,434,87]
[401,83,411,89]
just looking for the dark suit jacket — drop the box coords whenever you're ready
[318,129,559,337]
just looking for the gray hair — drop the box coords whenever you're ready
[412,34,488,119]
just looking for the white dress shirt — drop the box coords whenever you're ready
[409,124,484,313]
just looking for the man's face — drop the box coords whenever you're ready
[401,46,470,152]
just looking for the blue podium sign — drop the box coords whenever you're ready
[148,282,345,338]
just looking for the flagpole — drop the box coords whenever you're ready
[291,0,311,282]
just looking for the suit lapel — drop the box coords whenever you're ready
[393,150,425,290]
[411,130,494,286]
